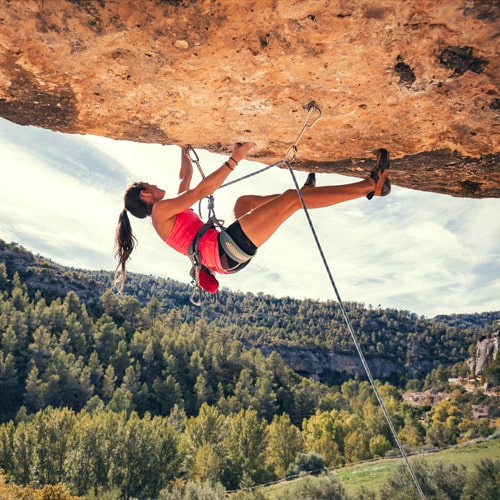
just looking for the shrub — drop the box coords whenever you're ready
[279,473,349,500]
[462,459,500,500]
[292,452,325,475]
[379,458,466,500]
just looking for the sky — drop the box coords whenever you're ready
[1,117,499,318]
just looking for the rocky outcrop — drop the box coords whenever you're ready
[259,344,429,381]
[470,328,500,376]
[0,1,498,198]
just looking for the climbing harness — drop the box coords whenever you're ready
[187,220,219,306]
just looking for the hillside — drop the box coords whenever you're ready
[0,239,498,497]
[0,239,497,388]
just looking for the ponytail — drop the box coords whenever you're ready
[113,208,136,293]
[113,182,152,292]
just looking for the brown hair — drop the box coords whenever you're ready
[113,182,152,292]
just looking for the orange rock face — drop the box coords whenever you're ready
[0,0,498,197]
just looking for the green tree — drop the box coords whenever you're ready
[94,315,124,363]
[24,365,43,413]
[369,434,391,457]
[112,412,182,499]
[183,403,227,483]
[42,347,93,409]
[1,326,18,354]
[29,325,56,371]
[0,421,15,479]
[152,375,184,416]
[101,365,117,403]
[111,340,131,380]
[107,387,134,414]
[266,413,303,477]
[344,429,370,463]
[31,407,77,485]
[12,421,36,485]
[66,410,121,495]
[425,399,462,446]
[302,410,346,467]
[398,406,425,448]
[290,452,325,476]
[223,408,270,489]
[0,352,19,418]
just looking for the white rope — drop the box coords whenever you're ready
[285,161,426,499]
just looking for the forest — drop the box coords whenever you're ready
[0,240,499,498]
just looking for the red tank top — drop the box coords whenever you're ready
[164,209,226,273]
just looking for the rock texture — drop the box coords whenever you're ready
[0,0,498,197]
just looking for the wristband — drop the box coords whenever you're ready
[224,161,233,170]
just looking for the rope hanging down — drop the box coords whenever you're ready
[186,101,426,497]
[283,115,426,499]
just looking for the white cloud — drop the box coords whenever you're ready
[1,118,499,317]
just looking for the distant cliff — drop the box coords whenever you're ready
[470,327,500,376]
[260,344,427,382]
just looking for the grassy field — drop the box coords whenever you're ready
[342,436,500,497]
[254,436,500,499]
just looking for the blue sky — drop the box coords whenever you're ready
[1,117,499,318]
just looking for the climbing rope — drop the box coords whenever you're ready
[185,101,426,496]
[187,108,423,497]
[220,100,322,189]
[215,99,425,497]
[284,164,426,499]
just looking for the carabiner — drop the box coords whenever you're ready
[303,100,322,129]
[185,144,200,163]
[190,283,203,306]
[186,145,206,179]
[283,101,322,164]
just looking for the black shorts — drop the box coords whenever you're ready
[218,221,257,273]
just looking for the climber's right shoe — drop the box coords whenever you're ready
[302,172,316,188]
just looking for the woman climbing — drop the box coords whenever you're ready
[114,142,390,293]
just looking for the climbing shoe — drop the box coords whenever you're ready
[367,148,391,200]
[303,172,316,188]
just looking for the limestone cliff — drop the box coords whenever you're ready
[0,0,498,197]
[259,344,439,381]
[470,329,500,376]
